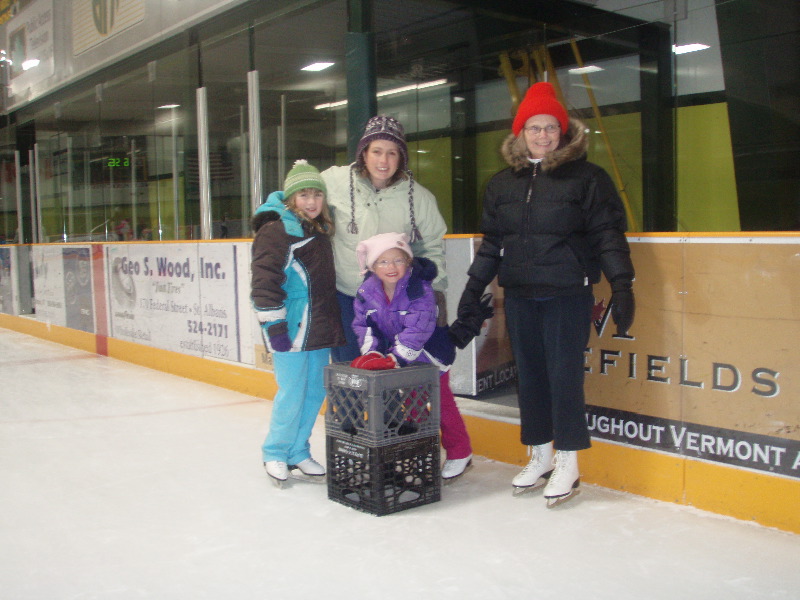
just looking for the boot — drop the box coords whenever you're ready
[288,457,326,483]
[544,450,580,507]
[442,454,473,482]
[264,460,289,488]
[512,442,554,494]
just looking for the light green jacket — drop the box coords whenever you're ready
[321,164,448,296]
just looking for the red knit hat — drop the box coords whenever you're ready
[511,82,569,136]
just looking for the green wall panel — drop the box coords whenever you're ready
[675,103,740,232]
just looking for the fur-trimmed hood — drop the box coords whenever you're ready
[500,117,588,173]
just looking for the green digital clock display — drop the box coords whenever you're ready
[107,157,130,168]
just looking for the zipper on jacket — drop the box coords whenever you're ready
[525,162,539,203]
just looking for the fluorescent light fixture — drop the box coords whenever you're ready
[569,65,603,75]
[302,62,334,72]
[672,43,710,55]
[314,99,348,110]
[377,78,448,98]
[315,79,449,110]
[157,104,180,109]
[22,58,40,70]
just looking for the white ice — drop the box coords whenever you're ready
[1,328,798,600]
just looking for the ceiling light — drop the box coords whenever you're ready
[672,43,710,55]
[313,100,348,110]
[377,79,448,98]
[314,79,450,110]
[302,62,334,72]
[157,104,180,109]
[22,58,40,70]
[569,65,603,75]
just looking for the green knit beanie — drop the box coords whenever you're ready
[284,159,327,199]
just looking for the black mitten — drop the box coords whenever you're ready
[456,278,487,321]
[476,293,494,322]
[610,280,635,336]
[448,294,494,349]
[448,320,478,349]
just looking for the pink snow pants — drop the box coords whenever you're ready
[440,371,472,460]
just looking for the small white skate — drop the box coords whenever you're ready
[264,460,289,489]
[442,456,473,485]
[288,458,326,484]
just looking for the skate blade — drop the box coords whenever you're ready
[442,462,473,485]
[511,470,553,496]
[512,479,547,496]
[288,469,326,484]
[545,483,581,508]
[269,475,288,489]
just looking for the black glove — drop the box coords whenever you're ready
[456,278,487,321]
[448,293,494,349]
[610,280,635,336]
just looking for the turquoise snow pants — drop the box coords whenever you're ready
[261,348,330,465]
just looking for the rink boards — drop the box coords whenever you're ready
[0,233,798,533]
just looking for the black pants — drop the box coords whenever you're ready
[505,292,593,451]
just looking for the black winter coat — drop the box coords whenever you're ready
[468,119,634,298]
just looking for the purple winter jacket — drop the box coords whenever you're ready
[353,257,455,370]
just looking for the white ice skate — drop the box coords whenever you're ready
[442,454,473,484]
[543,450,581,507]
[512,443,554,496]
[264,460,289,489]
[288,457,326,483]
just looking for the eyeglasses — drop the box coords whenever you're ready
[374,258,408,269]
[524,124,560,135]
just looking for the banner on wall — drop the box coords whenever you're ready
[5,0,55,96]
[446,237,515,396]
[106,243,247,363]
[31,245,94,327]
[72,0,146,55]
[584,237,799,480]
[0,247,16,314]
[62,247,94,332]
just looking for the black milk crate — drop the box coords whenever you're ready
[324,363,440,446]
[326,433,441,516]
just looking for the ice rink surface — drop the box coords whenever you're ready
[1,327,798,600]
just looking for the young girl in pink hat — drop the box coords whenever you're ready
[350,232,473,482]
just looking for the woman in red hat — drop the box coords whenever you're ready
[449,82,636,507]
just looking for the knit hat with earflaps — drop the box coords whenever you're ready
[511,82,570,137]
[283,159,327,199]
[356,115,409,172]
[356,232,413,275]
[348,116,422,242]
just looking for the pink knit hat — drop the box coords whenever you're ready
[356,232,413,274]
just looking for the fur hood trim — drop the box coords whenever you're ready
[501,117,588,172]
